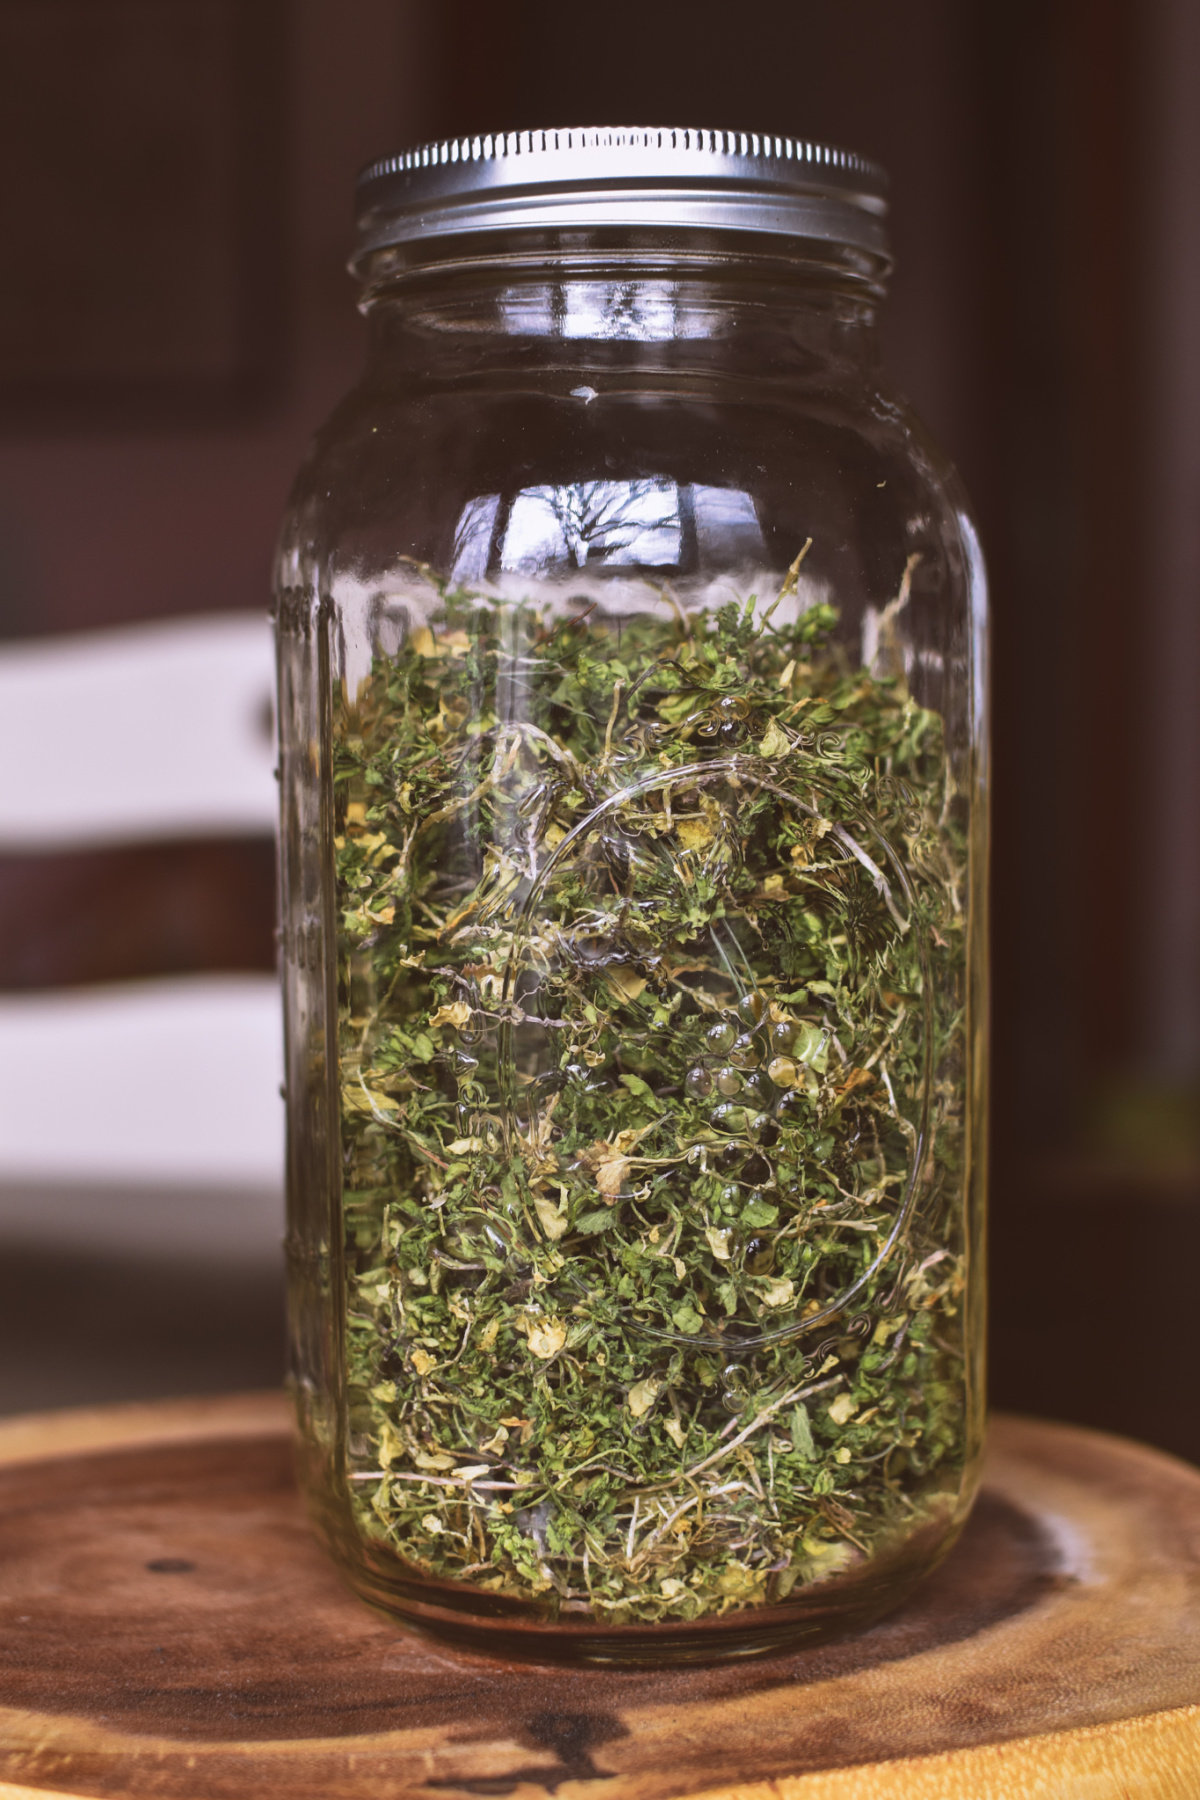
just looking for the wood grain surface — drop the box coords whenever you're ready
[1,1395,1199,1799]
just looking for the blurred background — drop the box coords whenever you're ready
[0,0,1197,1457]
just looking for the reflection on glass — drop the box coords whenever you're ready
[449,482,764,583]
[692,485,765,564]
[449,493,500,583]
[502,479,682,573]
[498,280,722,341]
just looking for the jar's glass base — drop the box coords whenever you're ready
[332,1527,959,1667]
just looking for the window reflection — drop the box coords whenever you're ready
[502,479,682,574]
[498,281,721,341]
[450,493,500,583]
[449,481,764,582]
[692,485,765,565]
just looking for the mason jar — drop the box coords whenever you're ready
[274,127,988,1665]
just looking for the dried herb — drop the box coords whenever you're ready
[331,552,968,1624]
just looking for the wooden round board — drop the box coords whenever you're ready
[1,1395,1199,1800]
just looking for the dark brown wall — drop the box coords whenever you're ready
[1,0,1197,1449]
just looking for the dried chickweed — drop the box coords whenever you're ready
[332,566,970,1624]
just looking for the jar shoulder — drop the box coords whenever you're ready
[279,372,979,612]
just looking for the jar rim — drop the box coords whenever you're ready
[352,125,890,272]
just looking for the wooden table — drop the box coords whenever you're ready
[1,1393,1199,1800]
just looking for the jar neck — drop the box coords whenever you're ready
[357,236,886,381]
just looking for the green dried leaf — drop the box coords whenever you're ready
[576,1208,618,1235]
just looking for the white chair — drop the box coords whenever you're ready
[0,614,285,1270]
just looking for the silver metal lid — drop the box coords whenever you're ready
[353,126,890,270]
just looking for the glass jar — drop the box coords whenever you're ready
[275,128,988,1665]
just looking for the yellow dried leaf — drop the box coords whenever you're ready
[627,1377,661,1419]
[581,1124,652,1202]
[526,1319,567,1359]
[705,1226,734,1262]
[532,1189,569,1241]
[758,717,791,759]
[660,1576,686,1597]
[347,1083,398,1115]
[663,1416,686,1450]
[760,1276,796,1308]
[675,816,714,851]
[606,966,647,1002]
[828,1392,859,1426]
[446,1136,484,1154]
[455,1464,491,1482]
[413,1447,456,1471]
[345,801,367,825]
[410,1348,437,1377]
[377,1421,404,1467]
[421,1513,445,1533]
[595,1155,630,1199]
[409,626,436,657]
[716,1563,761,1597]
[477,1318,500,1352]
[429,1001,472,1031]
